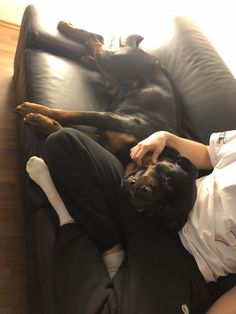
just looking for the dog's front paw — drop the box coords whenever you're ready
[15,102,53,118]
[24,113,62,134]
[15,102,37,116]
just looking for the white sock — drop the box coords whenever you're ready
[26,156,75,226]
[102,250,125,279]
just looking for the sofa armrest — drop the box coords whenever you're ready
[14,5,89,84]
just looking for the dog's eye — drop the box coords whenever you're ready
[141,185,153,194]
[162,175,171,186]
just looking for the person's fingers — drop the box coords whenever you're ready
[130,145,137,152]
[130,145,141,159]
[151,149,160,164]
[130,145,150,166]
[134,151,145,166]
[130,150,142,166]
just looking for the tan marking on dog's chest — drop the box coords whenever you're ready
[143,166,157,187]
[104,131,137,151]
[125,162,138,176]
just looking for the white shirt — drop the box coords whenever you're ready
[179,130,236,282]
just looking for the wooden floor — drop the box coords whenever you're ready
[0,21,29,313]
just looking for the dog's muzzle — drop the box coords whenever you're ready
[121,169,156,214]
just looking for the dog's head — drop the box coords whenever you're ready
[121,147,198,232]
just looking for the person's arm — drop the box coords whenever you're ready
[206,287,236,314]
[130,131,213,169]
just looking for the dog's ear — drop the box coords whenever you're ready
[176,156,198,179]
[158,146,179,162]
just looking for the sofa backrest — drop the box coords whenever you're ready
[143,16,236,143]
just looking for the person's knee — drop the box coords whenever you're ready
[45,129,66,160]
[44,128,84,167]
[44,128,74,165]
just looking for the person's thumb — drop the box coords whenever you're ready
[152,150,160,164]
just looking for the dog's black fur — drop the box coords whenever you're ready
[121,147,198,231]
[16,26,181,172]
[80,35,181,167]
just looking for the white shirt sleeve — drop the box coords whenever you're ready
[209,130,236,168]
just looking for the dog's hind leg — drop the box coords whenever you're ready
[57,21,104,52]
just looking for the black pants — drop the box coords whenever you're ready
[44,128,209,314]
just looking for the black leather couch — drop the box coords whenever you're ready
[14,5,236,314]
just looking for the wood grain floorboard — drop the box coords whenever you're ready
[0,22,29,314]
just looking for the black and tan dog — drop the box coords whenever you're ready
[122,147,198,231]
[16,22,180,173]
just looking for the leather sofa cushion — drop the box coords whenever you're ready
[24,49,109,111]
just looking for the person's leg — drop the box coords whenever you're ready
[112,217,209,314]
[43,127,125,252]
[37,128,129,313]
[53,223,119,314]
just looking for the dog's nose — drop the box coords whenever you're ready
[130,179,136,185]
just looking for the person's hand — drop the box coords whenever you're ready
[130,131,168,166]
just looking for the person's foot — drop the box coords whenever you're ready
[24,113,62,134]
[26,156,75,226]
[102,244,125,279]
[26,156,48,183]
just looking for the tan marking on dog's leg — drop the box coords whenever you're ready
[57,21,104,51]
[79,55,99,71]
